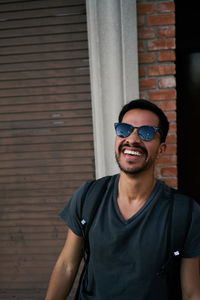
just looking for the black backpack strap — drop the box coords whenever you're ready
[167,191,193,299]
[74,175,115,299]
[156,190,193,300]
[158,190,193,277]
[170,192,193,254]
[80,175,115,261]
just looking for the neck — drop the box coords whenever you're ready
[118,170,156,202]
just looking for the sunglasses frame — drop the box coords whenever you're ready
[114,122,159,141]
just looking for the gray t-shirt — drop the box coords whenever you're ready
[60,174,200,300]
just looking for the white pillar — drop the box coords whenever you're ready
[86,0,139,178]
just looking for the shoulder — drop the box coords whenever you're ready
[69,174,118,207]
[169,186,200,218]
[87,174,118,192]
[160,180,198,207]
[171,188,200,212]
[76,174,119,202]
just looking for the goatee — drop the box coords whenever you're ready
[115,143,149,175]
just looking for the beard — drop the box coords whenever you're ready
[115,153,149,175]
[115,143,155,175]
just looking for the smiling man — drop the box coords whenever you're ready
[45,99,200,300]
[115,110,163,174]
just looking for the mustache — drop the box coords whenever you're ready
[119,142,148,156]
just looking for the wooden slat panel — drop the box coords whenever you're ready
[0,59,89,73]
[0,127,92,138]
[0,195,81,205]
[0,213,74,225]
[0,141,93,153]
[0,100,91,113]
[0,117,92,130]
[0,14,87,30]
[0,68,89,83]
[0,226,66,235]
[0,109,91,122]
[0,0,85,10]
[0,1,94,299]
[0,85,90,98]
[0,165,94,177]
[0,149,94,161]
[0,5,86,20]
[0,156,93,169]
[0,23,87,38]
[0,75,90,89]
[0,41,89,57]
[0,32,88,47]
[0,133,93,144]
[0,50,89,64]
[0,93,91,106]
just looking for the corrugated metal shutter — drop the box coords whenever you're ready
[0,0,95,298]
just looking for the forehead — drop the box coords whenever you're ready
[122,109,159,126]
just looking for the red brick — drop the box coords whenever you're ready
[147,13,175,26]
[137,1,178,187]
[165,111,176,122]
[165,144,177,154]
[139,91,148,99]
[161,177,177,188]
[138,27,155,39]
[169,122,176,132]
[161,167,177,177]
[137,3,154,15]
[157,154,177,166]
[155,167,160,177]
[139,78,156,90]
[158,51,176,62]
[158,76,176,88]
[150,90,176,101]
[139,66,146,77]
[159,99,177,110]
[139,53,155,64]
[148,65,175,76]
[158,2,175,13]
[158,26,175,38]
[138,41,145,52]
[166,134,177,145]
[137,15,145,27]
[148,39,175,51]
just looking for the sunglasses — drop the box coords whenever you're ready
[114,122,159,141]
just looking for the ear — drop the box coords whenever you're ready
[156,142,167,161]
[159,142,167,154]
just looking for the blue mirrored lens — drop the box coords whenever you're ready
[115,123,133,138]
[114,123,158,141]
[138,126,155,141]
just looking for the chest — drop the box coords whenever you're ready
[89,194,170,271]
[117,196,147,220]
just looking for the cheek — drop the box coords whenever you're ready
[145,143,158,158]
[115,137,124,153]
[149,144,162,160]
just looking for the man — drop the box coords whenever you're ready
[45,99,200,300]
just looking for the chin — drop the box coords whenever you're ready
[119,164,146,175]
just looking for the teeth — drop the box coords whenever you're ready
[124,149,141,156]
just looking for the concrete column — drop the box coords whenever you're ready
[86,0,139,178]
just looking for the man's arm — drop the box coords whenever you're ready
[45,228,83,300]
[181,256,200,300]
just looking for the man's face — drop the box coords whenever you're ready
[115,109,166,175]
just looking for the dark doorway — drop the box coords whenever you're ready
[176,1,200,202]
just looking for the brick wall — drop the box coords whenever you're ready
[137,0,177,188]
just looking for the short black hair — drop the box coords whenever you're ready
[118,99,169,143]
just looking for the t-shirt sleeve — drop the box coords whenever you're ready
[182,200,200,258]
[59,181,90,237]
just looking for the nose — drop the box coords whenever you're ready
[126,128,142,143]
